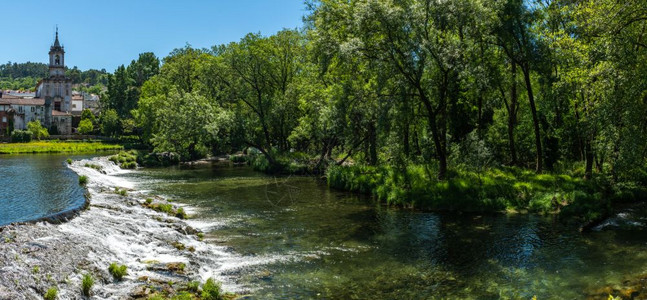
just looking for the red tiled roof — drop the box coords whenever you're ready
[52,110,71,116]
[0,98,45,106]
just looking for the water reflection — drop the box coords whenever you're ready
[123,164,647,299]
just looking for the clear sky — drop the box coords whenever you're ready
[0,0,307,72]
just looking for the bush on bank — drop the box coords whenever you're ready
[326,164,647,222]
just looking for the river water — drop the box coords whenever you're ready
[3,155,647,298]
[0,153,98,226]
[113,162,647,299]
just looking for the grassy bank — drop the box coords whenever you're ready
[326,164,647,224]
[0,141,123,154]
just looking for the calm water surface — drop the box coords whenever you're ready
[121,163,647,299]
[0,153,101,226]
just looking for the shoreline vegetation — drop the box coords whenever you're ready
[0,140,123,154]
[102,148,644,231]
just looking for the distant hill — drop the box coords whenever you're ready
[0,61,109,91]
[0,62,48,79]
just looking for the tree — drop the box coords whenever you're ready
[81,109,95,123]
[27,120,49,140]
[100,109,121,137]
[148,90,231,160]
[78,119,93,135]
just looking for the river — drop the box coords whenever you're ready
[2,154,647,299]
[118,161,647,299]
[0,153,102,226]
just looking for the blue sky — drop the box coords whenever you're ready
[0,0,307,72]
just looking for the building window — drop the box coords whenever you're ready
[31,107,35,112]
[55,55,60,65]
[2,117,6,123]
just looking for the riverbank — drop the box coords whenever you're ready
[326,164,647,226]
[0,141,123,154]
[0,157,237,299]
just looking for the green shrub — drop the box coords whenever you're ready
[44,286,58,300]
[11,130,32,143]
[145,198,153,205]
[171,292,194,300]
[78,175,88,185]
[186,281,200,292]
[201,278,222,300]
[66,158,73,165]
[158,204,173,214]
[81,273,94,296]
[176,207,187,219]
[229,155,247,164]
[121,161,137,169]
[108,262,128,281]
[110,151,138,169]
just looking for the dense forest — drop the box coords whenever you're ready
[98,0,647,221]
[0,61,108,91]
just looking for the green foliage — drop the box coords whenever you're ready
[44,286,58,300]
[11,130,32,143]
[327,164,591,213]
[81,273,94,296]
[108,262,128,281]
[136,89,231,161]
[186,281,200,292]
[0,141,122,154]
[66,158,72,164]
[77,119,94,135]
[100,109,121,137]
[176,207,187,219]
[201,278,223,300]
[27,121,49,140]
[81,109,95,122]
[110,150,138,169]
[78,175,88,185]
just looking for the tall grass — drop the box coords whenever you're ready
[108,262,128,281]
[0,141,122,154]
[326,164,603,215]
[81,273,94,296]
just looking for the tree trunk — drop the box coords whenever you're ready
[508,61,518,166]
[367,120,378,165]
[403,122,410,157]
[584,137,594,180]
[522,65,542,173]
[419,85,447,180]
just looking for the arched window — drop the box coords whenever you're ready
[55,55,60,65]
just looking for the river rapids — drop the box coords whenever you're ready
[0,157,253,299]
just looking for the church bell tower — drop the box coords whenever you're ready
[48,27,65,77]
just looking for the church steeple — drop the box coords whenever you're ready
[53,27,61,48]
[48,26,65,76]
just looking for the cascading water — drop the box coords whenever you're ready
[0,156,268,299]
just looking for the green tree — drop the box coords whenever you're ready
[27,120,49,140]
[78,118,94,135]
[100,109,121,137]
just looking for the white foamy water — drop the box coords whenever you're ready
[58,157,258,297]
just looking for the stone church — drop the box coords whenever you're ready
[0,29,73,135]
[35,29,73,134]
